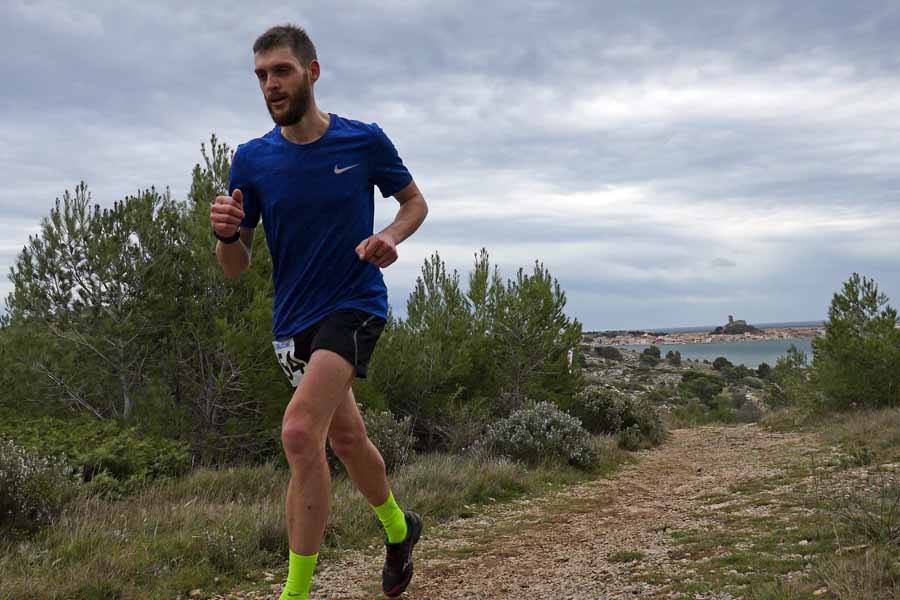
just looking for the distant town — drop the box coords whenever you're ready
[585,316,824,346]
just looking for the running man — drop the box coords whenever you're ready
[209,24,428,600]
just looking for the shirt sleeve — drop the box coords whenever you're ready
[228,144,260,228]
[368,123,413,198]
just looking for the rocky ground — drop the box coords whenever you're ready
[581,347,709,387]
[213,422,836,600]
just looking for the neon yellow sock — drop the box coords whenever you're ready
[279,550,318,600]
[372,490,408,544]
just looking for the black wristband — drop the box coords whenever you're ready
[214,229,240,244]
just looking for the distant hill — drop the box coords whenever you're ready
[711,316,762,335]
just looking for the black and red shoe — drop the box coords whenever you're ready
[381,511,423,598]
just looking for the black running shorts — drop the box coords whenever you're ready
[287,308,387,381]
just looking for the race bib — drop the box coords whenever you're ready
[273,338,308,388]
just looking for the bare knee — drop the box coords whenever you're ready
[281,419,325,467]
[328,425,370,462]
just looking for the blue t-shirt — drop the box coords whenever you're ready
[228,114,413,339]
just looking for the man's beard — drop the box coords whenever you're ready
[267,84,311,127]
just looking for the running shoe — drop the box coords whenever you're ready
[381,510,423,597]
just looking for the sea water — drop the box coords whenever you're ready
[617,338,815,369]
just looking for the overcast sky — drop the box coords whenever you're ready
[3,1,899,330]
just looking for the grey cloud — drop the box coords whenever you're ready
[406,215,691,247]
[3,0,900,327]
[710,257,737,268]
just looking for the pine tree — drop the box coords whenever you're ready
[812,273,900,409]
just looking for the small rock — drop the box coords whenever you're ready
[814,588,829,596]
[189,590,203,599]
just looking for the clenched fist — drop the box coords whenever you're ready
[210,189,244,237]
[356,232,398,268]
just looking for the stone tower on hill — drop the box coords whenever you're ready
[712,316,761,335]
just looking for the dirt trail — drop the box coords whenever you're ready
[224,423,827,600]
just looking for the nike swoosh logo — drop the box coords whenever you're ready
[334,163,359,175]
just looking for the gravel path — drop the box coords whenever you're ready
[215,423,825,600]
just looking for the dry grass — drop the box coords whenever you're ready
[817,406,900,465]
[815,545,900,600]
[754,405,900,599]
[0,437,625,600]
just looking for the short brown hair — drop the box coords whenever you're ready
[253,24,317,65]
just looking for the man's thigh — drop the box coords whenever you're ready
[282,349,356,435]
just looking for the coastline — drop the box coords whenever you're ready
[586,326,823,347]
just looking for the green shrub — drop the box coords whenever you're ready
[640,346,661,367]
[432,400,491,454]
[617,395,667,448]
[671,397,707,426]
[567,387,627,434]
[763,346,818,411]
[709,394,738,423]
[595,346,623,361]
[642,388,672,404]
[737,364,754,378]
[730,388,747,408]
[713,356,733,370]
[722,364,754,382]
[742,376,765,389]
[566,388,666,450]
[665,350,682,366]
[618,425,644,451]
[480,402,596,468]
[678,371,725,403]
[639,353,660,367]
[671,396,736,427]
[82,469,128,500]
[763,376,818,412]
[0,439,81,537]
[643,345,661,359]
[0,411,192,493]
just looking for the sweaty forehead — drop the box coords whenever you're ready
[254,46,301,70]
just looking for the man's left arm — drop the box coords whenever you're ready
[356,180,428,269]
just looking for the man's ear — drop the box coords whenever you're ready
[309,59,321,83]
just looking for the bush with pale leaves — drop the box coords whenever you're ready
[0,438,80,537]
[480,402,596,468]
